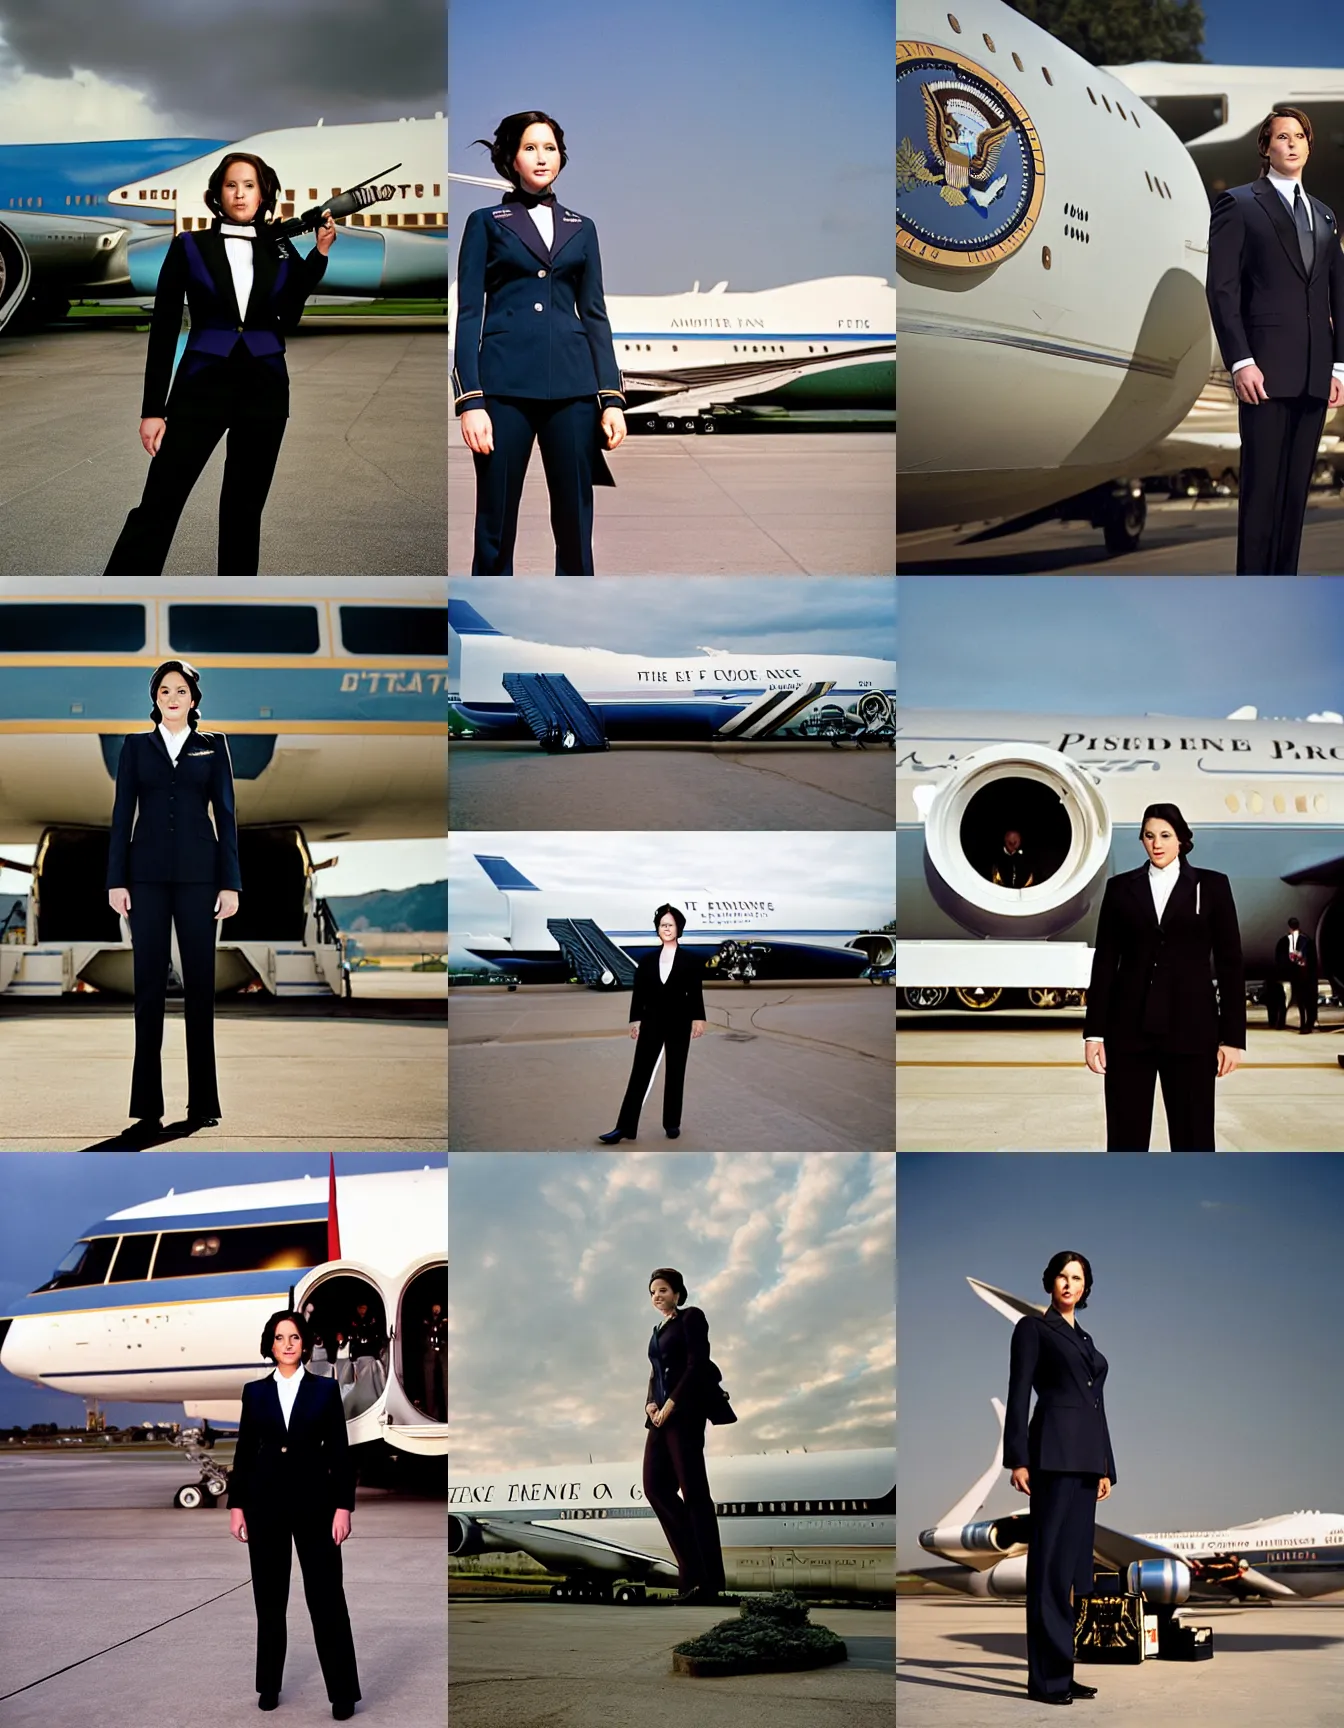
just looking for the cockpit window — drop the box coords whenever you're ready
[35,1236,118,1291]
[151,1220,330,1280]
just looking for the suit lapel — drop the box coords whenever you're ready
[1254,178,1309,282]
[1162,861,1197,927]
[551,206,584,262]
[1045,1308,1091,1378]
[495,204,552,269]
[246,237,280,322]
[196,230,243,313]
[1126,865,1158,931]
[148,727,172,768]
[1308,193,1333,280]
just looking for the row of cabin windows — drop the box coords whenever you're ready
[1226,791,1330,815]
[34,1220,331,1290]
[621,343,832,355]
[0,604,448,655]
[178,212,446,230]
[130,183,443,202]
[943,12,1143,128]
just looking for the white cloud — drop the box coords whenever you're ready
[0,66,177,142]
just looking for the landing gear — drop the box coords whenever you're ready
[902,987,948,1010]
[1100,485,1146,554]
[551,1578,617,1602]
[162,1425,231,1508]
[173,1483,204,1510]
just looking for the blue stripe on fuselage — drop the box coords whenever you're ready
[11,1268,315,1316]
[0,665,446,724]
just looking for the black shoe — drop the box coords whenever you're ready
[332,1705,355,1722]
[1025,1690,1072,1705]
[665,1128,680,1139]
[598,1129,629,1144]
[188,1114,220,1128]
[1069,1680,1098,1699]
[258,1695,279,1712]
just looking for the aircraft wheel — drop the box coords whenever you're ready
[660,419,679,434]
[1027,988,1064,1008]
[615,1584,642,1604]
[697,416,717,434]
[204,1477,228,1501]
[954,986,1003,1010]
[1102,489,1145,554]
[901,987,947,1010]
[174,1484,204,1509]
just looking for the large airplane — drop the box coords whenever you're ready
[448,599,894,747]
[455,853,895,984]
[0,578,447,998]
[450,1447,895,1603]
[0,1164,446,1506]
[447,172,894,429]
[916,1279,1344,1603]
[0,116,448,332]
[896,705,1344,1007]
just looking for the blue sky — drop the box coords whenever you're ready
[0,1153,446,1429]
[898,576,1344,715]
[897,1154,1344,1572]
[448,0,895,292]
[1200,0,1344,64]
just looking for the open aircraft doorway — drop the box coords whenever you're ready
[296,1266,389,1441]
[960,778,1072,890]
[396,1262,447,1424]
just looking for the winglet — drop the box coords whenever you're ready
[449,600,502,636]
[968,1277,1047,1324]
[935,1397,1007,1528]
[474,854,541,892]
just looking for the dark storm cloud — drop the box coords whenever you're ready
[0,0,446,133]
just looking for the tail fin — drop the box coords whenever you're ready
[967,1277,1047,1325]
[936,1397,1007,1528]
[474,854,541,892]
[449,600,502,636]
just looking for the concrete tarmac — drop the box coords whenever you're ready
[0,989,447,1150]
[0,1451,445,1727]
[449,433,897,575]
[449,983,894,1150]
[449,741,895,830]
[897,1597,1344,1728]
[450,1598,894,1728]
[896,1009,1344,1151]
[0,325,445,576]
[897,490,1344,576]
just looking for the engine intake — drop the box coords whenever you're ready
[919,1514,1030,1558]
[1126,1558,1192,1604]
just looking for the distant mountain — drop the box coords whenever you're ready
[325,880,447,934]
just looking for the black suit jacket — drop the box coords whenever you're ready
[1206,178,1344,400]
[630,946,707,1028]
[645,1305,735,1427]
[1275,931,1319,983]
[142,227,328,419]
[1083,862,1245,1052]
[106,729,242,892]
[1004,1308,1117,1482]
[226,1370,356,1514]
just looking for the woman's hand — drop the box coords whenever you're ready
[108,888,132,917]
[629,1021,640,1039]
[230,1508,249,1543]
[332,1508,352,1545]
[139,418,166,457]
[315,211,338,256]
[1216,1045,1243,1078]
[1010,1466,1030,1495]
[462,409,494,454]
[601,407,626,451]
[646,1402,660,1421]
[691,1019,707,1040]
[214,890,239,921]
[1097,1477,1112,1502]
[1084,1041,1106,1075]
[651,1399,675,1428]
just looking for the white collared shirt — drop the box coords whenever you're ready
[659,944,676,983]
[158,722,189,762]
[528,203,554,249]
[219,228,255,322]
[1148,855,1181,921]
[1232,171,1344,379]
[273,1366,305,1427]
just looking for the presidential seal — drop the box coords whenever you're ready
[898,41,1045,270]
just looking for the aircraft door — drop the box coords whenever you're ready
[292,1260,393,1447]
[386,1258,447,1438]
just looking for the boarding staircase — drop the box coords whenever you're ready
[501,673,609,751]
[547,918,637,989]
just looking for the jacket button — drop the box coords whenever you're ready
[280,1445,287,1453]
[534,302,544,311]
[537,269,546,277]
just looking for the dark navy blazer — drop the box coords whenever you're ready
[106,729,242,892]
[629,946,707,1028]
[645,1306,734,1428]
[1004,1308,1117,1482]
[226,1371,356,1514]
[142,226,328,419]
[452,193,626,412]
[1083,861,1245,1053]
[1206,179,1344,400]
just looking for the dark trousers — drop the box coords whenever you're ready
[1265,980,1286,1029]
[105,413,287,575]
[128,880,220,1118]
[1025,1471,1098,1699]
[246,1505,360,1704]
[1290,973,1318,1030]
[643,1416,724,1593]
[421,1350,445,1421]
[1236,394,1328,573]
[1104,1044,1216,1151]
[472,394,600,575]
[615,1020,692,1136]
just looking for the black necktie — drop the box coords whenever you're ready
[1294,184,1314,272]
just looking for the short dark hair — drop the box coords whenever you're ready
[149,659,203,730]
[259,1309,314,1363]
[649,1267,687,1306]
[1288,917,1301,930]
[1257,105,1313,176]
[654,903,686,936]
[1042,1251,1093,1310]
[205,151,281,220]
[473,111,568,191]
[1140,803,1194,855]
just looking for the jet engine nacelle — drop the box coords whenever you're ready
[986,1554,1030,1596]
[919,1514,1030,1558]
[449,1515,513,1557]
[919,742,1112,939]
[1127,1558,1192,1604]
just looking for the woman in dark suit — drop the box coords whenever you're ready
[105,151,335,575]
[1083,802,1244,1152]
[1004,1251,1116,1707]
[106,660,240,1136]
[599,904,707,1143]
[455,109,627,574]
[228,1310,360,1720]
[644,1267,735,1603]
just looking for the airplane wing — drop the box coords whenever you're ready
[475,1517,678,1582]
[621,346,893,417]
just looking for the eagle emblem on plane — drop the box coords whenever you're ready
[909,83,1013,210]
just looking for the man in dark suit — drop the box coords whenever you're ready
[600,905,707,1143]
[1273,915,1319,1032]
[1206,105,1344,574]
[991,829,1034,889]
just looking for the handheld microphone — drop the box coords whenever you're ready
[273,162,403,237]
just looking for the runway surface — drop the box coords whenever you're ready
[897,1597,1344,1727]
[449,740,895,830]
[0,324,445,575]
[0,1450,446,1727]
[448,983,895,1150]
[449,433,896,575]
[896,1010,1344,1151]
[451,1598,895,1728]
[0,981,448,1150]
